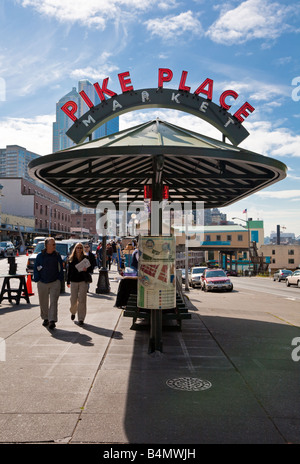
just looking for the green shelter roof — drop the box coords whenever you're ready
[28,118,287,209]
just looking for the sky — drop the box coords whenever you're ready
[0,0,300,237]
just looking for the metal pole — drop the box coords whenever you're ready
[184,210,190,292]
[149,154,164,353]
[96,209,110,294]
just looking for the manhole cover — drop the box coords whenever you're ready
[166,377,212,391]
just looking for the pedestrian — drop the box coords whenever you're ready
[96,242,102,269]
[131,246,139,273]
[67,242,93,325]
[33,237,64,330]
[111,240,117,265]
[83,243,97,291]
[83,243,96,270]
[106,241,113,270]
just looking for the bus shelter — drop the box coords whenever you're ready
[28,118,287,351]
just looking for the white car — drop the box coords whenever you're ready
[188,266,207,288]
[286,270,300,288]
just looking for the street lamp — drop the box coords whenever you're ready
[232,216,251,273]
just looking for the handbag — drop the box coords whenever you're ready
[85,273,92,283]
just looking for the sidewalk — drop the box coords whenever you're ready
[0,266,299,444]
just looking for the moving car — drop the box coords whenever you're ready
[286,270,300,288]
[273,269,292,282]
[189,266,207,288]
[0,241,15,257]
[201,268,233,292]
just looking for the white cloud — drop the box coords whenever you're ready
[217,79,289,103]
[119,109,221,138]
[19,0,158,29]
[254,190,300,199]
[70,64,119,81]
[207,0,295,45]
[240,120,300,158]
[0,115,53,156]
[144,10,203,39]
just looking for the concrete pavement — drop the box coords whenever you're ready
[0,263,299,445]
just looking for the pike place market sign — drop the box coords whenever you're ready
[63,68,255,146]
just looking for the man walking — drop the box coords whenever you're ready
[33,237,64,329]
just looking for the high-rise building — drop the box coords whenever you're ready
[53,79,119,152]
[0,145,40,181]
[53,87,79,152]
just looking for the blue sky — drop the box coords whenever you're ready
[0,0,300,237]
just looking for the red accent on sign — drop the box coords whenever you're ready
[93,78,117,102]
[118,71,134,92]
[144,185,152,199]
[194,78,213,100]
[61,101,78,122]
[219,90,239,111]
[143,185,169,200]
[178,71,191,92]
[234,102,255,122]
[163,185,169,200]
[158,68,173,88]
[79,90,94,109]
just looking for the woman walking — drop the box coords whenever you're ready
[67,242,92,325]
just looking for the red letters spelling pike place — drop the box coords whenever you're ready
[61,68,255,124]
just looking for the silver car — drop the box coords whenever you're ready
[0,241,15,257]
[286,270,300,288]
[273,269,292,281]
[189,266,207,288]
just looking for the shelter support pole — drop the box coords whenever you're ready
[149,154,164,353]
[96,209,111,294]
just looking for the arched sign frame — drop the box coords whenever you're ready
[66,87,250,146]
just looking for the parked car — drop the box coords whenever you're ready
[26,241,72,293]
[273,269,293,282]
[189,266,207,288]
[33,236,47,245]
[201,268,233,292]
[286,270,300,288]
[226,269,238,277]
[0,241,15,257]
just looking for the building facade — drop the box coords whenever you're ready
[70,211,97,239]
[0,178,72,241]
[175,221,265,271]
[259,244,300,271]
[0,145,40,182]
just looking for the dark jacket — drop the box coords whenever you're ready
[67,256,93,285]
[85,251,96,272]
[33,249,64,283]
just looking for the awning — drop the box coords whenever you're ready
[28,119,287,208]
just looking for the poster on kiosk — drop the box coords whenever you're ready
[138,236,176,310]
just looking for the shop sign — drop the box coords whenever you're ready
[63,68,255,146]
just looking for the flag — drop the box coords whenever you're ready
[243,209,247,213]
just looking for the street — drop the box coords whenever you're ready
[232,275,300,302]
[0,254,300,444]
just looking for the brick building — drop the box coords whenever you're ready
[0,177,72,241]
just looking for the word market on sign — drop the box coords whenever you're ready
[61,68,255,124]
